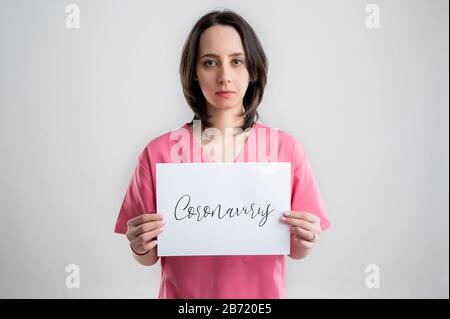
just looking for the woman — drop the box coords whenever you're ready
[114,9,331,298]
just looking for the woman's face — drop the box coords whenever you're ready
[195,25,250,114]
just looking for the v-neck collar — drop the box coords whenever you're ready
[184,121,259,163]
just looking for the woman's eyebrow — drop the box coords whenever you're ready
[200,52,245,58]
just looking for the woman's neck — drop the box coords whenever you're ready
[206,105,245,137]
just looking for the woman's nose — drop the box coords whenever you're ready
[217,65,232,84]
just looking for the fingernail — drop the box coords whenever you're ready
[283,211,290,216]
[159,227,165,232]
[280,216,286,222]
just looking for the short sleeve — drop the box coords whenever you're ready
[291,140,331,231]
[114,149,156,234]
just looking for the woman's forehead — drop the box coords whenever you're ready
[198,25,244,56]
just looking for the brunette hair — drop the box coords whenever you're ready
[179,9,268,130]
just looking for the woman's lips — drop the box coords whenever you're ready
[216,92,235,98]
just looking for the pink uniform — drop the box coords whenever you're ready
[114,121,331,298]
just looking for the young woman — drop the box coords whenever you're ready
[114,9,331,299]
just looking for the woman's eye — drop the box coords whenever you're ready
[233,59,243,65]
[204,60,216,67]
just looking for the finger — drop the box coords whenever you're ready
[281,217,314,230]
[293,227,316,241]
[142,240,158,252]
[284,211,320,224]
[135,227,164,244]
[128,220,165,239]
[298,239,314,250]
[282,217,322,235]
[128,213,164,228]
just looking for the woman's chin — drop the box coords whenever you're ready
[210,100,239,110]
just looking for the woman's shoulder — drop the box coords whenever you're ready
[143,122,190,150]
[132,123,190,166]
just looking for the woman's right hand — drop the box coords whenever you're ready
[126,213,165,255]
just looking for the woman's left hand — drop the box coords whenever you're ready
[280,211,322,249]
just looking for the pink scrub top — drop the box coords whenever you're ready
[114,121,331,298]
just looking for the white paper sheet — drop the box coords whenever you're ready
[156,162,291,256]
